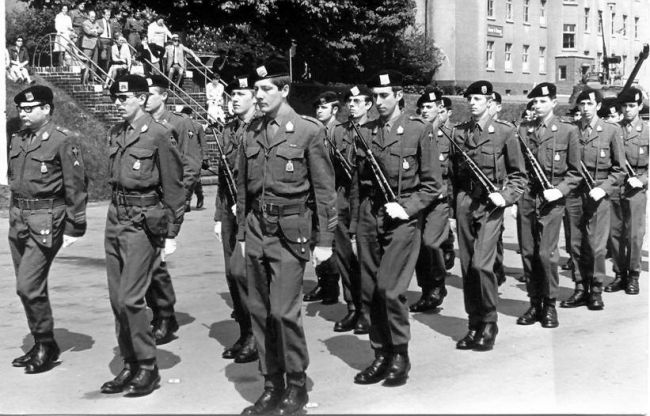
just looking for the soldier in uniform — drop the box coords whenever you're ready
[605,88,648,295]
[560,88,625,310]
[451,81,527,351]
[143,75,202,344]
[438,96,457,271]
[214,73,258,363]
[350,70,442,386]
[8,85,87,374]
[178,105,207,209]
[410,87,451,313]
[101,75,185,396]
[329,85,373,334]
[515,83,581,328]
[236,60,337,415]
[303,90,342,305]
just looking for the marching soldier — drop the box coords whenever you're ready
[515,83,581,328]
[214,73,258,363]
[236,60,337,415]
[303,90,342,305]
[438,96,457,271]
[410,87,451,313]
[351,70,442,386]
[329,85,373,334]
[560,88,625,310]
[605,88,648,295]
[101,75,185,396]
[178,105,207,209]
[8,85,87,374]
[144,75,202,344]
[451,81,527,351]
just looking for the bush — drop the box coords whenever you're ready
[5,6,56,58]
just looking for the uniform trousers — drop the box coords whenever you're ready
[105,203,158,362]
[9,205,66,341]
[145,257,177,320]
[456,191,504,326]
[609,187,647,278]
[414,199,450,291]
[221,210,250,336]
[357,198,422,353]
[518,191,565,300]
[334,208,362,312]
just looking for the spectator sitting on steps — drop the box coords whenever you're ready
[104,35,132,89]
[163,34,201,89]
[7,37,34,84]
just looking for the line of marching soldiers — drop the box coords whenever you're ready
[6,57,647,415]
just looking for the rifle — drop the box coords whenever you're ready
[514,127,553,191]
[625,159,637,178]
[324,133,353,182]
[349,120,397,202]
[210,126,238,205]
[579,161,596,190]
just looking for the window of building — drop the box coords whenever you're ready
[584,8,590,32]
[487,0,494,18]
[522,45,530,73]
[611,12,616,35]
[540,1,547,26]
[559,65,567,80]
[506,0,513,21]
[622,15,627,36]
[524,0,530,23]
[563,24,576,49]
[539,46,546,73]
[505,43,512,71]
[486,41,495,70]
[635,17,639,39]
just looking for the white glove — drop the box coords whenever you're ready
[164,238,177,257]
[239,241,246,257]
[350,236,358,258]
[312,246,333,267]
[384,202,409,220]
[543,188,564,202]
[231,204,237,217]
[589,187,606,201]
[449,218,457,234]
[62,235,79,248]
[488,192,506,207]
[627,177,643,189]
[509,204,518,219]
[214,222,222,241]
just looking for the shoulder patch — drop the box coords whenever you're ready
[55,126,70,135]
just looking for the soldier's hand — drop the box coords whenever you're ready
[543,188,563,202]
[627,177,643,189]
[239,241,246,257]
[350,235,358,258]
[589,187,606,201]
[312,246,333,267]
[231,204,237,217]
[214,222,222,241]
[509,204,518,219]
[164,238,177,256]
[488,192,506,207]
[384,202,409,220]
[62,235,79,248]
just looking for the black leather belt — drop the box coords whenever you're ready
[12,196,65,210]
[252,200,306,216]
[112,192,160,207]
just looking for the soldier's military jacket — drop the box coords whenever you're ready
[8,122,87,236]
[156,109,202,196]
[619,117,649,188]
[350,112,443,233]
[107,112,186,237]
[576,116,626,195]
[518,114,582,196]
[451,114,527,205]
[331,120,359,218]
[236,104,337,246]
[214,116,250,222]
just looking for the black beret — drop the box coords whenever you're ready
[109,75,149,95]
[416,87,444,108]
[575,88,603,103]
[618,87,643,104]
[464,80,493,97]
[225,73,256,94]
[14,85,54,105]
[147,75,169,89]
[252,58,290,82]
[527,82,557,99]
[313,91,339,107]
[597,97,620,118]
[441,97,452,108]
[367,70,403,88]
[491,91,502,103]
[343,85,373,101]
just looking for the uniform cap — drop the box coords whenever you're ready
[367,70,403,88]
[343,85,373,101]
[464,80,493,97]
[313,91,339,107]
[575,87,603,103]
[441,97,452,109]
[252,58,290,82]
[491,91,502,104]
[225,73,256,94]
[14,85,54,105]
[416,87,444,108]
[597,97,619,118]
[527,82,557,98]
[109,74,149,95]
[147,75,169,89]
[617,87,643,104]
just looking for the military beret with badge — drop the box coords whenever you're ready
[367,69,403,88]
[147,74,169,90]
[109,74,150,96]
[617,87,643,105]
[575,87,603,103]
[343,85,373,101]
[313,91,339,107]
[416,86,444,108]
[527,82,557,99]
[14,85,54,106]
[463,80,493,97]
[252,58,290,82]
[225,72,256,94]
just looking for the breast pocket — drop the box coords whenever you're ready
[108,145,119,175]
[30,150,60,185]
[545,143,568,176]
[8,147,22,181]
[275,146,306,183]
[479,144,500,179]
[125,146,156,180]
[591,140,611,171]
[390,146,418,182]
[631,144,649,168]
[245,146,262,181]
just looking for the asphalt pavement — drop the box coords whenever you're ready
[0,186,647,414]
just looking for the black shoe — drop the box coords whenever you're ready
[24,341,60,374]
[473,322,498,351]
[223,336,245,359]
[354,352,391,384]
[383,353,410,386]
[604,274,626,293]
[303,284,323,302]
[241,387,285,415]
[560,289,588,308]
[516,301,542,325]
[234,336,258,363]
[541,301,559,328]
[275,384,309,415]
[334,311,359,332]
[153,316,179,345]
[587,291,604,310]
[497,271,506,286]
[196,195,204,209]
[184,201,191,213]
[456,327,479,350]
[353,314,370,335]
[625,277,639,295]
[410,287,447,312]
[101,362,137,394]
[12,344,38,367]
[443,249,456,270]
[125,366,161,396]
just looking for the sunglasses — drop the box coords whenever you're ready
[17,105,43,113]
[111,93,137,102]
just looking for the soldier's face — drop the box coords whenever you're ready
[18,104,49,128]
[373,87,401,117]
[347,96,371,119]
[578,99,600,121]
[315,103,336,123]
[438,106,450,124]
[254,80,288,115]
[145,88,166,113]
[467,95,490,117]
[114,94,144,122]
[419,102,439,123]
[231,89,255,115]
[533,96,556,119]
[487,101,501,117]
[622,102,641,121]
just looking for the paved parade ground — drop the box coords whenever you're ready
[0,186,647,415]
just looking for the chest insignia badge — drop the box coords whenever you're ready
[439,153,445,161]
[402,159,410,170]
[600,149,606,158]
[596,125,603,132]
[640,147,645,154]
[286,160,294,172]
[286,121,294,132]
[551,125,558,132]
[141,124,148,133]
[40,162,48,173]
[488,125,495,133]
[133,160,141,170]
[42,132,50,140]
[554,153,561,161]
[396,126,404,135]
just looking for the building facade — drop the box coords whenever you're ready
[415,0,650,95]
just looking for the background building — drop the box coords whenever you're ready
[415,0,650,95]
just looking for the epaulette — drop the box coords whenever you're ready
[558,117,575,124]
[604,119,619,125]
[55,126,70,135]
[495,119,514,127]
[300,115,321,126]
[408,115,425,124]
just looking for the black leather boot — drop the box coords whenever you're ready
[12,344,38,367]
[25,341,60,374]
[334,310,359,332]
[354,351,390,384]
[303,282,324,302]
[473,322,498,351]
[516,299,542,325]
[604,273,626,292]
[234,335,258,363]
[153,316,179,345]
[125,364,161,396]
[626,275,639,295]
[383,352,411,386]
[101,362,138,394]
[241,377,285,415]
[541,298,559,328]
[456,325,480,350]
[275,383,308,415]
[560,288,588,308]
[587,288,604,310]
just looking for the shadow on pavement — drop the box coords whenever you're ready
[305,301,347,322]
[444,274,463,290]
[498,297,532,318]
[322,334,372,371]
[224,362,315,404]
[55,255,106,269]
[412,313,468,342]
[20,328,94,354]
[219,291,234,311]
[176,311,196,327]
[208,319,240,350]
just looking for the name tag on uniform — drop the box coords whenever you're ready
[286,160,294,172]
[554,153,560,161]
[133,160,141,170]
[41,162,48,173]
[402,159,410,170]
